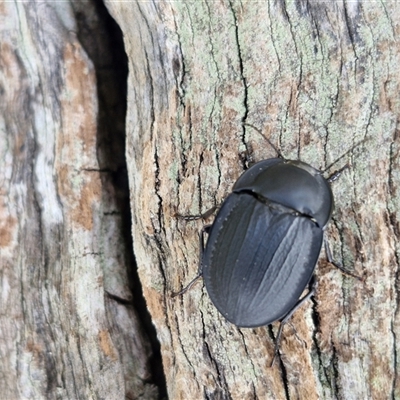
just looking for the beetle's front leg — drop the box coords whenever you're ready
[270,276,317,367]
[175,205,219,221]
[171,225,212,298]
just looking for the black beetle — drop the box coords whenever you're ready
[173,124,362,365]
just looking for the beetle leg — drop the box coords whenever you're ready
[270,276,317,367]
[171,275,202,297]
[198,224,211,274]
[175,205,219,221]
[324,237,363,281]
[171,225,212,298]
[327,163,350,183]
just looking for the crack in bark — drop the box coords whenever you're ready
[198,150,205,214]
[204,0,221,84]
[74,1,168,397]
[173,312,199,386]
[331,343,340,398]
[391,316,398,400]
[228,0,249,132]
[267,1,282,73]
[380,0,396,38]
[203,340,232,400]
[105,291,133,305]
[171,10,187,110]
[237,329,257,388]
[310,295,337,399]
[277,345,291,400]
[350,176,365,264]
[343,0,360,84]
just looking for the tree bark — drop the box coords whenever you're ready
[2,1,400,399]
[0,1,161,399]
[106,1,400,399]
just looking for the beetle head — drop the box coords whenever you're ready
[233,159,334,228]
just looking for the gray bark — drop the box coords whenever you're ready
[106,1,400,399]
[0,1,160,399]
[2,0,400,399]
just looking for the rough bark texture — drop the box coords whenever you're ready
[0,1,161,399]
[2,0,400,399]
[105,1,400,399]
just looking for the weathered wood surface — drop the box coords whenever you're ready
[2,0,400,399]
[0,1,160,399]
[106,1,400,399]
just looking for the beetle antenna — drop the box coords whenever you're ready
[243,123,284,159]
[322,137,368,174]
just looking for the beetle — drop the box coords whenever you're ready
[173,124,362,365]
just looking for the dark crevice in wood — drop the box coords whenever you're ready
[277,345,291,400]
[311,294,335,398]
[72,1,167,399]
